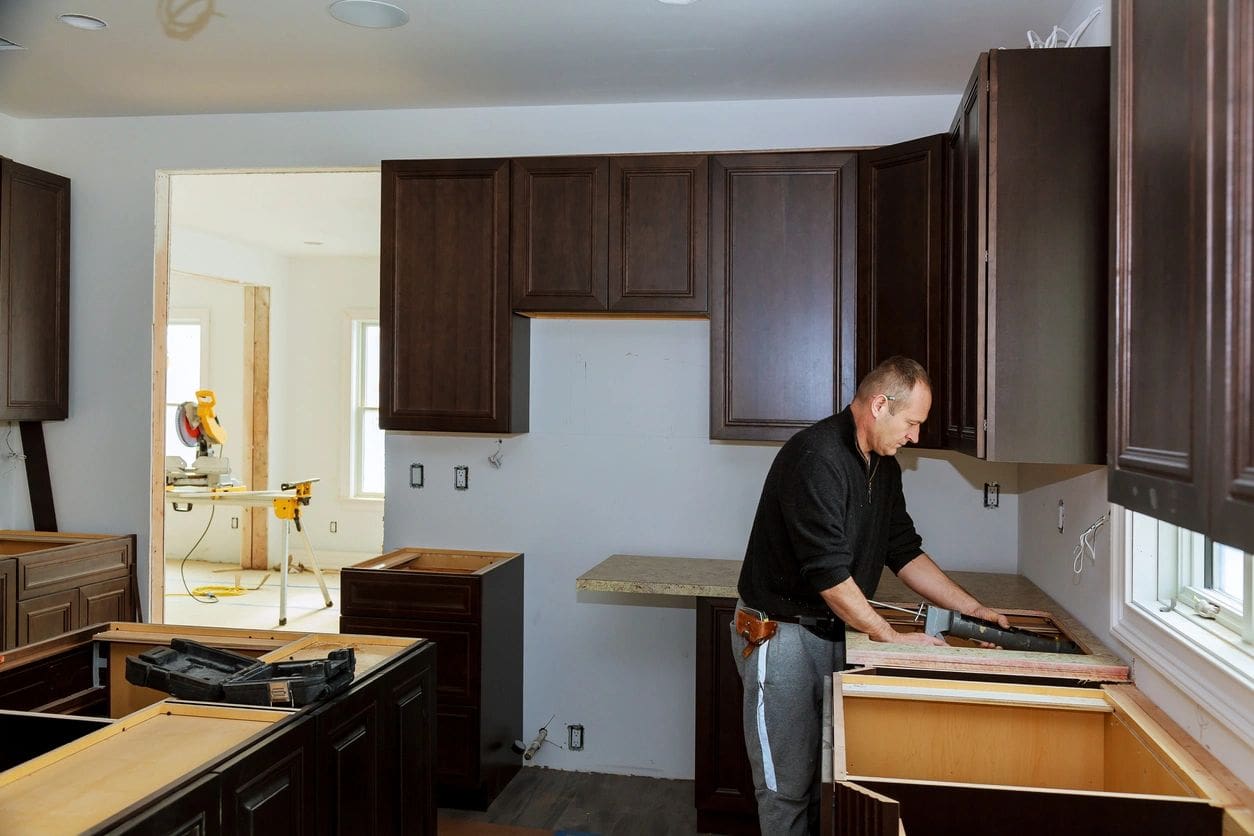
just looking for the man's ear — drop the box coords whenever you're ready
[870,394,888,418]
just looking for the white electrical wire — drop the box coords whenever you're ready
[1072,512,1110,580]
[0,422,26,477]
[1027,6,1102,49]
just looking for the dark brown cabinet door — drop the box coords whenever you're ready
[710,152,858,441]
[609,155,708,313]
[857,135,947,449]
[218,717,313,836]
[96,773,222,836]
[0,158,70,421]
[946,59,986,457]
[947,48,1109,464]
[694,597,759,836]
[380,159,528,433]
[512,156,609,311]
[316,687,381,836]
[1210,0,1254,552]
[0,558,14,651]
[79,576,129,626]
[17,588,77,646]
[1109,0,1213,531]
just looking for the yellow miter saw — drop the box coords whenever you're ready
[165,390,241,489]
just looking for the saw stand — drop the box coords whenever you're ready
[168,478,332,625]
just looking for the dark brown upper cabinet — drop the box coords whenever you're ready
[946,48,1109,464]
[0,158,70,421]
[857,135,947,450]
[512,155,708,314]
[1111,0,1253,552]
[380,159,528,433]
[710,152,857,441]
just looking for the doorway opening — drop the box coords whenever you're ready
[150,168,383,630]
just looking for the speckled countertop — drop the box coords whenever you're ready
[577,554,1128,680]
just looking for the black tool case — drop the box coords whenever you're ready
[125,638,356,707]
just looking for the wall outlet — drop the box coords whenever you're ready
[454,465,469,490]
[983,482,1000,508]
[1057,500,1065,533]
[410,463,424,488]
[329,521,338,534]
[568,724,584,751]
[230,516,239,529]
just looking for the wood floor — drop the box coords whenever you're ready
[438,767,719,835]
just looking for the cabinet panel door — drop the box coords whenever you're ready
[857,135,946,449]
[95,773,222,836]
[380,159,526,433]
[435,704,479,788]
[0,558,14,651]
[17,589,77,646]
[79,576,130,626]
[512,156,609,311]
[946,57,987,457]
[710,152,857,440]
[218,718,312,836]
[1109,0,1212,529]
[0,159,70,421]
[316,688,381,836]
[1212,0,1254,552]
[609,155,708,313]
[386,665,435,836]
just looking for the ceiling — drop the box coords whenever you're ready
[0,0,1078,119]
[15,1,1082,261]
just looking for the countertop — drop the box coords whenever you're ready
[576,554,1129,680]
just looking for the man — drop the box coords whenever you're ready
[732,356,1009,835]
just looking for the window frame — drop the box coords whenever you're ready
[347,312,383,501]
[1111,507,1254,745]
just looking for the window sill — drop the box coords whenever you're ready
[1111,599,1254,744]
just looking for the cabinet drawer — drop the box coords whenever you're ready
[17,537,132,599]
[340,616,478,703]
[340,572,479,621]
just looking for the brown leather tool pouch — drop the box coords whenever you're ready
[734,609,779,658]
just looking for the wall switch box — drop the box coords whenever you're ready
[410,463,424,488]
[454,465,469,490]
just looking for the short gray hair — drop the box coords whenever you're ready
[855,356,931,413]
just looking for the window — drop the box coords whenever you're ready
[165,315,207,462]
[350,319,384,498]
[1115,508,1254,744]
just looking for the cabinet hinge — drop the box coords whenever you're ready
[983,250,989,263]
[983,420,988,431]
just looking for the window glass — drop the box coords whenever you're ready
[165,321,203,461]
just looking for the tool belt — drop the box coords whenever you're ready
[735,607,844,657]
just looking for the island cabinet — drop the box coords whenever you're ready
[511,154,708,314]
[822,671,1253,836]
[380,158,529,434]
[1,530,135,651]
[709,151,858,441]
[0,623,437,836]
[944,47,1109,463]
[0,157,70,422]
[340,547,524,810]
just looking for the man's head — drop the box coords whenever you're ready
[851,356,932,457]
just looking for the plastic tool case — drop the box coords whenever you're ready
[126,638,355,707]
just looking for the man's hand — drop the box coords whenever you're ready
[968,605,1011,629]
[876,630,946,647]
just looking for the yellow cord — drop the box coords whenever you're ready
[190,584,248,597]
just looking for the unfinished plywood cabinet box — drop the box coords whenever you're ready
[824,670,1253,836]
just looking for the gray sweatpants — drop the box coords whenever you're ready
[730,604,845,836]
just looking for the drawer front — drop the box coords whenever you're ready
[339,616,479,703]
[17,536,132,599]
[340,571,479,620]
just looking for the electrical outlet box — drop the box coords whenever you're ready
[568,724,584,751]
[410,463,424,488]
[983,482,1000,508]
[230,516,239,530]
[329,521,338,534]
[454,465,469,490]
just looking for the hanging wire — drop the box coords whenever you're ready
[0,422,26,478]
[1072,511,1111,581]
[179,506,219,603]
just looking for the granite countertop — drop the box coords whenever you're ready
[577,554,1128,680]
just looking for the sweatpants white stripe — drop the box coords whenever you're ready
[755,636,777,791]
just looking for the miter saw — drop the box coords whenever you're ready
[165,390,241,489]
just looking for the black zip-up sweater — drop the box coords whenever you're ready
[737,407,924,623]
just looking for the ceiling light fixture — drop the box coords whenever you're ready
[656,0,699,5]
[57,13,108,30]
[328,0,410,29]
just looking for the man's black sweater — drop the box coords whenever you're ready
[737,407,924,625]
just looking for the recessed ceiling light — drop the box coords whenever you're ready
[57,13,108,30]
[656,0,699,5]
[303,241,324,246]
[328,0,409,29]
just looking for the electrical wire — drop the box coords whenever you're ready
[1072,511,1110,581]
[179,506,219,603]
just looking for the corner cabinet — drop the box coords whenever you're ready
[380,159,529,433]
[0,158,70,421]
[1110,0,1254,553]
[946,48,1109,463]
[709,152,857,441]
[512,154,708,314]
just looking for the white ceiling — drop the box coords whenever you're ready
[11,1,1082,261]
[0,0,1077,119]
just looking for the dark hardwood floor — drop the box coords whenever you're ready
[438,767,719,835]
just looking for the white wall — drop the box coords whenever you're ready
[277,255,382,564]
[1061,0,1110,48]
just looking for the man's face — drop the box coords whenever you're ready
[869,383,931,456]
